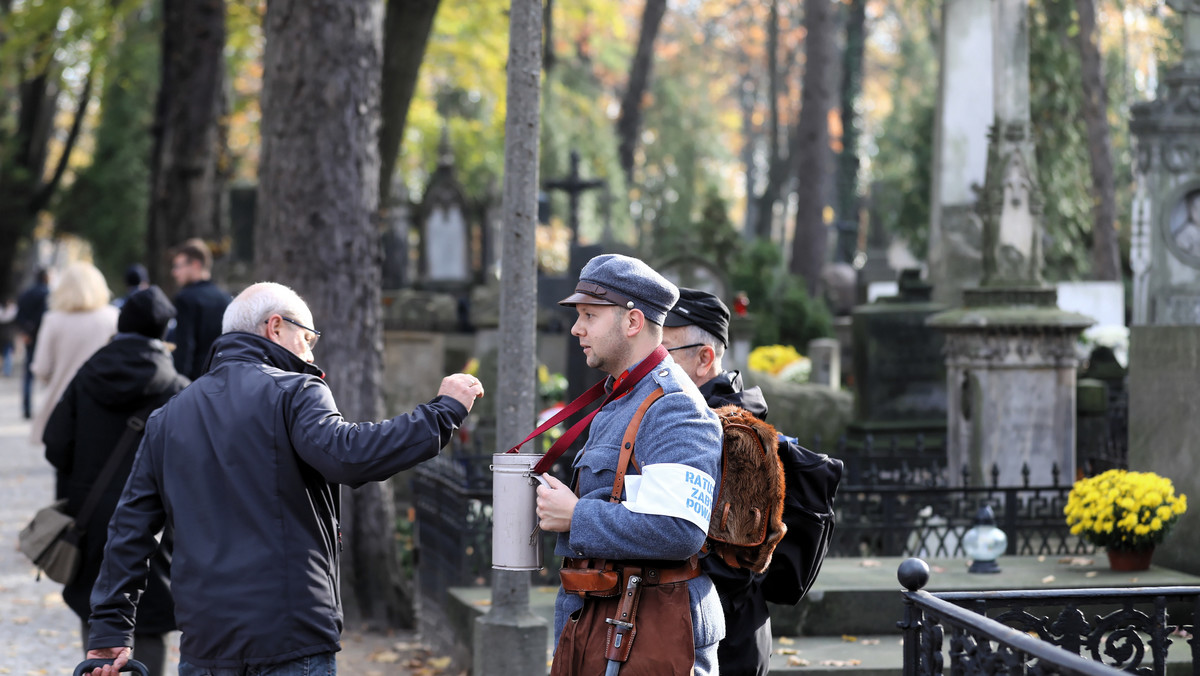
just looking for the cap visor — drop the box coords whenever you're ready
[662,312,692,327]
[558,292,616,307]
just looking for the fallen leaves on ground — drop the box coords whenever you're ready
[841,635,858,642]
[1085,571,1099,578]
[1041,575,1056,584]
[820,658,863,666]
[368,650,401,664]
[859,560,881,568]
[1059,557,1094,567]
[787,656,811,666]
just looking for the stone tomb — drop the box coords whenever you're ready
[850,270,948,436]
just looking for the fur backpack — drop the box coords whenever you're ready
[707,405,788,573]
[616,394,788,575]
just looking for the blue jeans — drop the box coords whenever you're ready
[178,653,335,676]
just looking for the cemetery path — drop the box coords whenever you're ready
[0,368,445,675]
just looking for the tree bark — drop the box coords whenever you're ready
[0,59,90,298]
[835,0,866,223]
[790,0,836,296]
[378,0,441,202]
[1075,0,1120,281]
[615,0,668,188]
[752,0,786,242]
[146,0,227,286]
[257,0,406,630]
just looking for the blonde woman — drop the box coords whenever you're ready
[29,262,119,444]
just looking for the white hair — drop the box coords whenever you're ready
[675,323,725,362]
[222,282,312,334]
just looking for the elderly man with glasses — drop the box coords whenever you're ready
[84,282,484,676]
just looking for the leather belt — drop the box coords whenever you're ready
[562,555,701,586]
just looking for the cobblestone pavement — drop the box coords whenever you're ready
[0,371,444,675]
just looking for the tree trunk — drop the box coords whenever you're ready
[835,0,866,223]
[0,59,90,298]
[378,0,441,202]
[1075,0,1120,281]
[257,0,405,630]
[752,0,786,242]
[146,0,227,287]
[615,0,668,188]
[739,70,759,238]
[790,0,836,296]
[0,70,58,298]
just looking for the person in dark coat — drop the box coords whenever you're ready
[664,288,841,676]
[43,286,188,676]
[84,282,485,676]
[169,238,231,380]
[15,268,50,418]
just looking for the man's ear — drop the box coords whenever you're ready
[624,308,645,337]
[697,344,717,371]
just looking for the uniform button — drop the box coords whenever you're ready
[658,369,668,376]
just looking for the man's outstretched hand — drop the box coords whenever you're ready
[438,373,485,412]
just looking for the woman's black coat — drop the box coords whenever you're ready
[44,335,189,632]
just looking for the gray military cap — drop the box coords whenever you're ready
[558,254,680,326]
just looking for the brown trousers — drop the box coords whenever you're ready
[550,581,695,676]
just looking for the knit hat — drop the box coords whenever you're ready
[118,286,176,339]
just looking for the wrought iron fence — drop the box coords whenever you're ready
[831,462,1092,558]
[410,434,1122,599]
[898,559,1200,676]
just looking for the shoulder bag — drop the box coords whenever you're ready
[19,405,155,583]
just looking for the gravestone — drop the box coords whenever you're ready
[927,0,992,307]
[850,269,947,436]
[381,176,411,290]
[807,338,840,388]
[928,0,1092,486]
[1130,0,1200,325]
[1127,326,1200,575]
[419,130,472,290]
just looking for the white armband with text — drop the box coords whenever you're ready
[621,463,714,533]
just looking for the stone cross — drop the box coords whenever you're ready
[543,150,605,246]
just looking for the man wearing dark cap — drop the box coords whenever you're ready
[44,286,189,676]
[664,287,842,676]
[537,254,726,675]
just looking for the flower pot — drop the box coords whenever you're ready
[1106,547,1154,572]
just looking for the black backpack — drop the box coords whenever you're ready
[760,435,843,605]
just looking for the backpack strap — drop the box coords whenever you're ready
[609,387,664,503]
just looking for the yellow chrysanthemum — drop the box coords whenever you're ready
[1064,470,1187,551]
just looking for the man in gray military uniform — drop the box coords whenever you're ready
[537,254,726,675]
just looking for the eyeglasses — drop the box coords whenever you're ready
[276,316,321,350]
[666,343,706,352]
